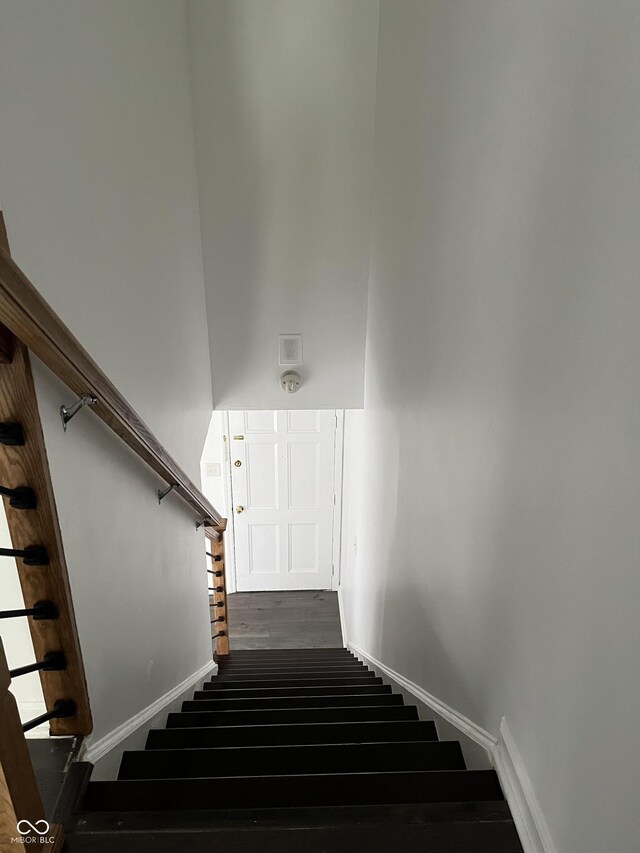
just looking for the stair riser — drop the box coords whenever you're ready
[218,658,356,672]
[118,741,466,780]
[216,664,365,673]
[200,684,392,698]
[210,666,368,684]
[167,705,419,728]
[84,770,504,811]
[214,671,374,682]
[218,654,356,660]
[216,650,349,659]
[216,658,357,665]
[185,694,402,711]
[146,720,438,749]
[217,653,356,662]
[207,677,382,690]
[217,652,355,661]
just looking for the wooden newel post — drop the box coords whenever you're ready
[206,520,229,657]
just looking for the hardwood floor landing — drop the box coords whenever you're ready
[226,591,343,649]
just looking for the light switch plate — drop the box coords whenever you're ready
[205,462,221,477]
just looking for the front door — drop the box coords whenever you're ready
[229,410,336,591]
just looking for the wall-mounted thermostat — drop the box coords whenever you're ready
[278,334,303,366]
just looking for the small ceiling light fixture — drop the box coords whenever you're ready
[280,371,301,394]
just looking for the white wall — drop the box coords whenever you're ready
[200,412,228,519]
[341,3,640,852]
[199,411,237,592]
[187,0,378,410]
[0,0,214,744]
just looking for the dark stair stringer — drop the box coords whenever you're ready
[65,647,524,852]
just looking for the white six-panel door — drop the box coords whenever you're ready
[229,410,336,591]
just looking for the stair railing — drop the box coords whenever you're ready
[206,520,230,656]
[0,210,227,842]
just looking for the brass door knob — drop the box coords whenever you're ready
[236,505,244,514]
[234,460,242,467]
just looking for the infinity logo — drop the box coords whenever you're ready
[16,820,50,835]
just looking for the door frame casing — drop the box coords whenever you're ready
[221,410,238,594]
[330,410,345,591]
[225,409,344,593]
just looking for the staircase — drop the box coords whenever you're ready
[68,648,524,852]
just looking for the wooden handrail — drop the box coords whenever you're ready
[0,222,221,525]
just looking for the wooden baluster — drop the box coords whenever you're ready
[206,520,229,656]
[0,639,64,850]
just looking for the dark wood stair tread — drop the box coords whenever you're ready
[73,800,516,831]
[66,820,524,852]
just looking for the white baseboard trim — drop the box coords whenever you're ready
[83,659,217,764]
[337,585,348,648]
[348,641,497,754]
[493,717,557,853]
[347,641,554,853]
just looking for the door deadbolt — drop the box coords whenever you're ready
[234,460,242,467]
[236,505,244,514]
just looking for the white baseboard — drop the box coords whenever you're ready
[348,641,497,754]
[83,659,217,764]
[337,585,348,648]
[345,640,554,853]
[493,717,557,853]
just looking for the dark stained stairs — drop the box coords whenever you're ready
[66,648,524,852]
